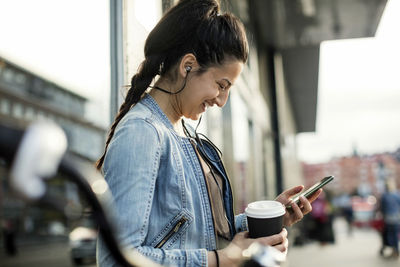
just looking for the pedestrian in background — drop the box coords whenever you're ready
[1,219,18,256]
[379,179,400,259]
[341,193,354,236]
[96,0,321,266]
[309,191,335,246]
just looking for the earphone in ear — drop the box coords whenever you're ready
[185,66,192,72]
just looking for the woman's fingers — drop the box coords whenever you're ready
[283,185,304,198]
[299,195,313,214]
[224,229,289,265]
[284,188,323,226]
[285,199,305,226]
[306,188,323,204]
[255,228,289,253]
[255,228,287,247]
[273,238,289,253]
[232,231,253,247]
[275,185,304,205]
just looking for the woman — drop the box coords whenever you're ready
[96,0,320,266]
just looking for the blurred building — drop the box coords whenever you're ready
[0,56,106,161]
[0,55,106,241]
[115,0,387,213]
[302,148,400,197]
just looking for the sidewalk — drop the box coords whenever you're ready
[284,217,399,267]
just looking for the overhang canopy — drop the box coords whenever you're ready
[249,0,387,132]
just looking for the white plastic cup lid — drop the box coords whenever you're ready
[245,200,286,219]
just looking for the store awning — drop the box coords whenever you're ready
[249,0,387,132]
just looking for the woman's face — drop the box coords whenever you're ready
[178,60,243,120]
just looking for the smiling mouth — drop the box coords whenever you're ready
[202,102,211,112]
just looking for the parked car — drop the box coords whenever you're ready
[69,224,97,265]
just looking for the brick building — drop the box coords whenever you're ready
[302,149,400,197]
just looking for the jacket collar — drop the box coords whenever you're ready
[141,94,175,132]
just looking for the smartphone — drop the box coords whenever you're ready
[286,175,334,209]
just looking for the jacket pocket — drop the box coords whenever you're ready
[150,210,192,249]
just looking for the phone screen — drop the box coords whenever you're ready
[286,175,334,208]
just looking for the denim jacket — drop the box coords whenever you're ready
[97,94,248,267]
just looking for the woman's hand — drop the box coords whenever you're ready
[254,228,288,253]
[217,229,288,267]
[275,185,322,227]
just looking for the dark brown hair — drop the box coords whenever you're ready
[96,0,248,169]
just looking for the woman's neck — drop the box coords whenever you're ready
[149,89,185,136]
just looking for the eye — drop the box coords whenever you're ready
[216,82,228,91]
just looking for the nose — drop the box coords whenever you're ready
[214,91,229,107]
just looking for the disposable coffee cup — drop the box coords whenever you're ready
[245,200,286,238]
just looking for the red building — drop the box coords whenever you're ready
[302,149,400,197]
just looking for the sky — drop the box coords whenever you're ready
[297,0,400,163]
[0,0,110,126]
[0,0,399,163]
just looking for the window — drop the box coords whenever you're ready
[0,98,10,115]
[12,102,24,118]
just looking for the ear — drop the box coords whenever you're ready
[178,53,199,77]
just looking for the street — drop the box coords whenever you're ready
[1,218,399,267]
[0,241,96,267]
[284,217,399,267]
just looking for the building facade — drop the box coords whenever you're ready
[0,55,106,247]
[0,56,106,161]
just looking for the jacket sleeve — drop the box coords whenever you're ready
[235,213,248,233]
[97,118,208,267]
